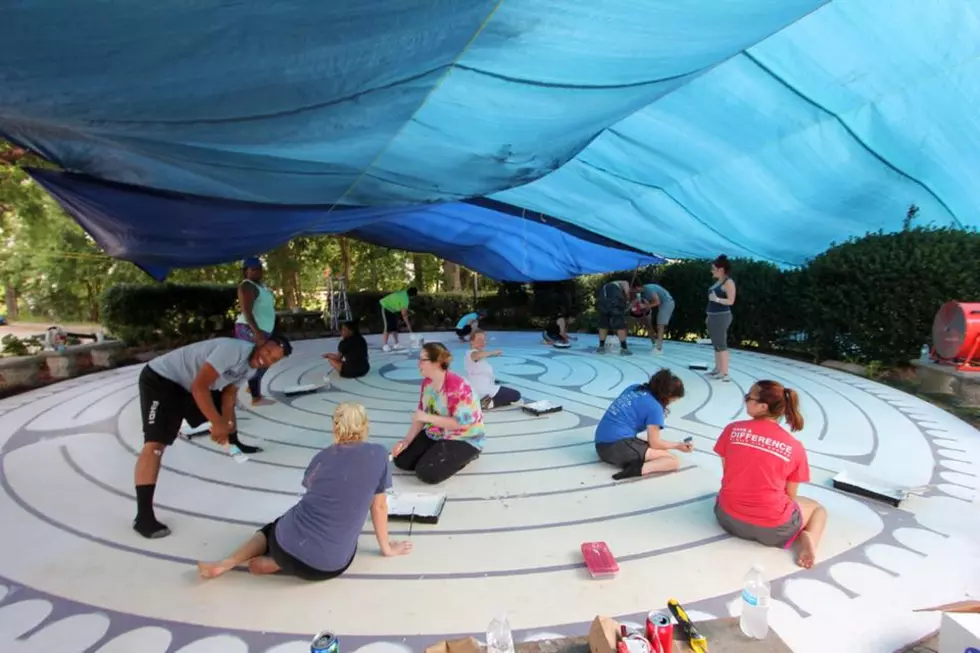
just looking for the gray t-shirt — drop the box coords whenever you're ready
[642,283,674,305]
[275,441,392,571]
[148,338,256,392]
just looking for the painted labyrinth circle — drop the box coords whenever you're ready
[0,333,978,653]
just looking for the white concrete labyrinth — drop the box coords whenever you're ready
[0,332,978,653]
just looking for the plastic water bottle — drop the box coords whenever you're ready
[486,613,515,653]
[739,564,770,639]
[920,344,930,361]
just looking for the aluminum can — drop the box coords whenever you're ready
[311,631,339,653]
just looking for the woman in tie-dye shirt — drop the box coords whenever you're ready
[392,342,485,484]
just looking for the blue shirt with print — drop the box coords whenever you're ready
[594,384,666,444]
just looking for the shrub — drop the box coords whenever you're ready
[802,227,980,364]
[101,283,238,345]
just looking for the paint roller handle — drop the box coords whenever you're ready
[667,599,707,651]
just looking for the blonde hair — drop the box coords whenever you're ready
[333,402,369,444]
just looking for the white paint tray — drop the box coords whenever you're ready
[282,383,324,396]
[386,491,447,524]
[832,469,912,507]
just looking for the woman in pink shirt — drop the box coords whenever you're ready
[713,380,827,568]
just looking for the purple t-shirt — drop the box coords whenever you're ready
[274,441,391,571]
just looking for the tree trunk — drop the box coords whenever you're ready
[413,254,425,291]
[443,261,461,292]
[339,236,352,280]
[4,284,19,320]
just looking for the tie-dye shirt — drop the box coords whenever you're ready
[418,371,486,450]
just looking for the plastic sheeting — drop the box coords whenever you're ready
[3,0,980,273]
[31,170,660,282]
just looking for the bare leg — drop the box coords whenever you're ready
[719,349,730,376]
[247,556,282,575]
[656,325,665,351]
[327,358,343,373]
[616,328,628,344]
[198,531,269,579]
[135,442,164,486]
[794,497,827,569]
[597,328,608,346]
[640,448,680,475]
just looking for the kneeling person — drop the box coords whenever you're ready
[595,369,692,479]
[134,334,291,538]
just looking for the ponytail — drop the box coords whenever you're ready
[782,388,804,432]
[755,380,805,432]
[644,369,685,413]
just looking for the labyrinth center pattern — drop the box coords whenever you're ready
[0,332,978,653]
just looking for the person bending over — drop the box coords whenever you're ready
[455,309,486,341]
[322,320,369,379]
[392,342,485,484]
[595,279,632,356]
[235,256,278,405]
[465,329,521,410]
[198,402,411,580]
[134,335,291,538]
[713,380,827,569]
[632,282,675,353]
[542,310,573,346]
[379,286,418,352]
[595,369,692,480]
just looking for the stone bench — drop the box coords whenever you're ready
[0,340,127,392]
[910,359,980,407]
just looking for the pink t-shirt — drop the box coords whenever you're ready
[714,419,810,527]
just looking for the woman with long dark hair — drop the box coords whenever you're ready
[594,369,693,479]
[714,380,827,568]
[706,254,736,381]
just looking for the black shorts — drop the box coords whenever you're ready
[259,519,354,581]
[139,366,222,446]
[339,363,369,379]
[596,438,648,468]
[456,325,473,338]
[382,308,400,332]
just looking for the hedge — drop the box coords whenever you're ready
[100,227,980,365]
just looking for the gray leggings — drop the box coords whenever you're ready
[707,312,732,352]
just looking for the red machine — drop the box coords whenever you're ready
[932,301,980,371]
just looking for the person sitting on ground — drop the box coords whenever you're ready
[465,329,521,410]
[392,342,485,484]
[595,279,632,356]
[595,369,692,480]
[542,310,573,346]
[198,402,412,580]
[631,282,675,353]
[322,320,370,379]
[455,309,486,341]
[134,335,292,539]
[713,380,826,569]
[379,286,418,352]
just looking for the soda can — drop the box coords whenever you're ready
[311,631,340,653]
[616,634,651,653]
[645,612,673,653]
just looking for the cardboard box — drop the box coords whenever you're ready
[425,636,482,653]
[588,616,620,653]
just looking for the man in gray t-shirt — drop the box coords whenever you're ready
[631,282,676,353]
[134,335,292,539]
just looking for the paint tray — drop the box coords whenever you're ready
[522,400,563,417]
[553,341,572,349]
[282,383,324,396]
[832,469,910,507]
[581,541,619,579]
[387,491,447,524]
[688,362,710,371]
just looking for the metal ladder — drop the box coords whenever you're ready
[324,275,352,333]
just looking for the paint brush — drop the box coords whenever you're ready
[408,509,415,537]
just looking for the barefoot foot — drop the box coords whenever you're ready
[247,556,280,575]
[796,531,817,569]
[197,561,232,579]
[251,397,275,407]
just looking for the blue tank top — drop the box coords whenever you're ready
[236,279,276,332]
[706,277,732,314]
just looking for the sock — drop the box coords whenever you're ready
[612,461,643,480]
[598,339,606,348]
[228,431,262,454]
[133,484,170,538]
[620,341,628,349]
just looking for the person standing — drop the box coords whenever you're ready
[235,257,277,405]
[633,282,675,353]
[706,255,737,381]
[379,287,418,352]
[595,280,632,356]
[134,336,292,539]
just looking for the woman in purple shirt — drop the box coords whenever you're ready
[197,402,412,580]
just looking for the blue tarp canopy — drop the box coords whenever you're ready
[3,0,979,278]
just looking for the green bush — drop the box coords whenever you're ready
[101,283,238,345]
[803,227,980,364]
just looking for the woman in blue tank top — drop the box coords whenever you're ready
[706,254,737,382]
[235,257,278,408]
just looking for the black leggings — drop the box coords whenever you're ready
[393,432,480,484]
[492,385,521,407]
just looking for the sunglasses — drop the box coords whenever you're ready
[744,394,761,403]
[418,357,431,363]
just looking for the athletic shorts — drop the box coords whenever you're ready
[595,438,648,468]
[339,363,369,379]
[139,366,222,446]
[596,283,628,331]
[259,519,354,581]
[381,307,400,332]
[656,300,675,326]
[456,325,473,338]
[714,500,803,549]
